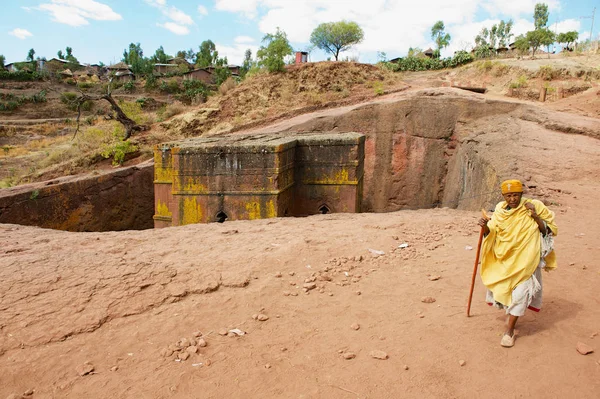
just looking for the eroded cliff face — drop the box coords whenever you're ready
[0,161,154,231]
[274,90,521,212]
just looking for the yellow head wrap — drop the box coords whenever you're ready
[501,179,523,194]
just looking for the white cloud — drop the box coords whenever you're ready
[164,6,194,25]
[481,0,560,19]
[198,5,208,16]
[215,0,260,18]
[8,28,33,39]
[158,22,190,35]
[554,19,581,34]
[215,43,259,64]
[146,0,194,35]
[37,0,122,27]
[234,35,255,44]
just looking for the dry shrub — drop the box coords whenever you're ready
[159,103,185,120]
[491,63,510,77]
[218,77,236,95]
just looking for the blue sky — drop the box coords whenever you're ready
[1,0,597,65]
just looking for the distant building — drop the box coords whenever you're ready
[206,65,240,76]
[423,48,435,58]
[182,68,214,84]
[154,63,179,74]
[295,51,308,64]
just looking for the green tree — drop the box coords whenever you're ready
[523,3,553,58]
[513,34,530,55]
[196,40,218,68]
[57,50,64,59]
[431,21,451,57]
[26,48,35,62]
[309,20,364,61]
[151,45,170,64]
[534,3,549,30]
[497,20,514,47]
[557,31,579,50]
[256,28,293,73]
[0,55,5,69]
[65,47,78,63]
[526,29,555,58]
[240,49,253,78]
[122,43,152,75]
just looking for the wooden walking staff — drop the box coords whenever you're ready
[467,209,490,317]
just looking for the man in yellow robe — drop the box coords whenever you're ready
[478,179,558,347]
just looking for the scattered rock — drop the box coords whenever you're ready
[23,389,34,397]
[252,314,258,320]
[283,291,291,296]
[576,342,594,355]
[465,246,473,250]
[197,338,207,347]
[288,271,295,276]
[188,338,197,346]
[110,366,119,372]
[160,348,174,357]
[257,314,269,321]
[275,272,282,278]
[227,332,236,337]
[218,329,228,336]
[76,362,95,376]
[192,331,203,337]
[459,360,466,367]
[281,347,287,352]
[303,282,317,291]
[328,293,334,296]
[229,329,246,336]
[428,275,441,281]
[421,296,436,303]
[290,292,299,297]
[178,338,191,348]
[351,323,360,331]
[591,332,598,338]
[178,352,190,361]
[356,291,362,295]
[369,350,388,360]
[403,365,409,370]
[186,346,198,354]
[342,352,356,360]
[264,363,272,369]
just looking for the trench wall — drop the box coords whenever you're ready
[276,93,520,212]
[0,161,154,231]
[0,91,525,231]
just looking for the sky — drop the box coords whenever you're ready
[1,0,597,65]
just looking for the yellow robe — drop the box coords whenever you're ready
[480,198,558,306]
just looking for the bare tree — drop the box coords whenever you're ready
[69,80,147,140]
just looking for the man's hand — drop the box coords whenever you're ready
[477,218,490,235]
[524,202,538,218]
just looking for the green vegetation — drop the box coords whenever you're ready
[257,28,293,73]
[431,21,451,58]
[0,90,47,111]
[310,20,364,61]
[509,75,529,89]
[385,50,473,72]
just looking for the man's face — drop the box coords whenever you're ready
[503,192,523,209]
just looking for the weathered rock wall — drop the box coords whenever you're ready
[277,91,520,212]
[0,161,154,231]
